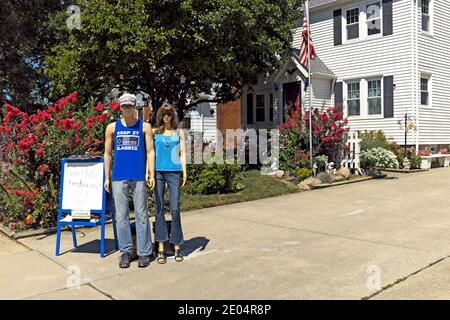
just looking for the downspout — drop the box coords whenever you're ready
[411,0,415,152]
[416,0,420,153]
[413,0,420,153]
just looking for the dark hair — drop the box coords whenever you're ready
[155,103,179,133]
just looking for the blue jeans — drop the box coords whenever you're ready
[112,180,152,256]
[153,171,184,245]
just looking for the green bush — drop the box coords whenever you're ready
[297,168,312,182]
[409,154,421,169]
[359,130,394,152]
[396,148,421,170]
[317,172,333,184]
[184,161,245,195]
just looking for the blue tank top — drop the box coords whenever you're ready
[154,130,182,172]
[112,119,146,181]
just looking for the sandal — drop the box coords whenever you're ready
[157,250,167,264]
[174,248,184,262]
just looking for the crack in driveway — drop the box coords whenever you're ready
[363,253,450,300]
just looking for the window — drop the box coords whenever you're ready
[421,0,430,32]
[347,82,360,116]
[246,93,254,124]
[367,79,382,115]
[366,2,381,36]
[269,93,274,121]
[421,78,429,106]
[346,8,360,40]
[256,94,265,122]
[341,1,389,43]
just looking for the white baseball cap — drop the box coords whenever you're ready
[119,93,137,107]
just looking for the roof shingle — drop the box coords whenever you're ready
[292,48,335,78]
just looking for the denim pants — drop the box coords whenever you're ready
[153,171,184,245]
[112,180,152,256]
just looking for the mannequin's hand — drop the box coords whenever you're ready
[182,173,187,187]
[104,179,111,193]
[146,173,155,190]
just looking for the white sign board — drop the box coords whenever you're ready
[61,162,104,214]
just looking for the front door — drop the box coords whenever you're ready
[282,81,301,123]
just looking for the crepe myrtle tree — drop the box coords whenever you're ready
[45,0,304,119]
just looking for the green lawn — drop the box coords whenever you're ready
[180,170,300,212]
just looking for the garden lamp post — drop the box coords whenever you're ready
[398,113,416,156]
[404,113,407,155]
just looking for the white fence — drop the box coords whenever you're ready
[340,132,362,174]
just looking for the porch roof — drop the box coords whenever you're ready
[291,48,335,79]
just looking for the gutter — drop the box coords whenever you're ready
[305,0,355,11]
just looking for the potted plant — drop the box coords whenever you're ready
[419,148,431,169]
[438,148,450,167]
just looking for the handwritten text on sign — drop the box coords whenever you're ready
[62,162,104,211]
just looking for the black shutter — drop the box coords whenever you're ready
[334,9,342,46]
[246,93,254,124]
[334,81,343,113]
[383,76,394,118]
[383,0,393,36]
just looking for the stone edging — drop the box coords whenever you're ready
[380,168,429,173]
[311,176,375,189]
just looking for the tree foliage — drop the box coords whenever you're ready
[0,0,66,111]
[45,0,303,117]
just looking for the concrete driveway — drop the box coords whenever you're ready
[2,168,450,299]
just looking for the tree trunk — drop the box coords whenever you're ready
[177,91,187,123]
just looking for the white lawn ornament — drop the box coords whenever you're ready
[326,162,336,175]
[313,162,318,176]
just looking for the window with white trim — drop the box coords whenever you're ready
[346,8,360,40]
[421,77,429,106]
[421,0,430,32]
[366,2,381,36]
[347,82,361,116]
[342,2,385,43]
[368,79,382,115]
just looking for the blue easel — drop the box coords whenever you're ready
[55,157,118,257]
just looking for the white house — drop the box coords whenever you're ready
[240,50,336,131]
[182,93,218,144]
[241,0,450,152]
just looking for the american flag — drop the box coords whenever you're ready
[299,4,317,67]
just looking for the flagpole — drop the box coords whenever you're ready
[307,0,313,169]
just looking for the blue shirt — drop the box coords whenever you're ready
[112,119,146,181]
[154,130,182,172]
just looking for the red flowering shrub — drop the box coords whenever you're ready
[277,106,350,177]
[0,92,121,229]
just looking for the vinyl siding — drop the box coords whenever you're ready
[304,77,335,111]
[418,0,450,145]
[188,102,218,143]
[297,0,414,145]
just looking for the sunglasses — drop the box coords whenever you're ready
[163,112,173,117]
